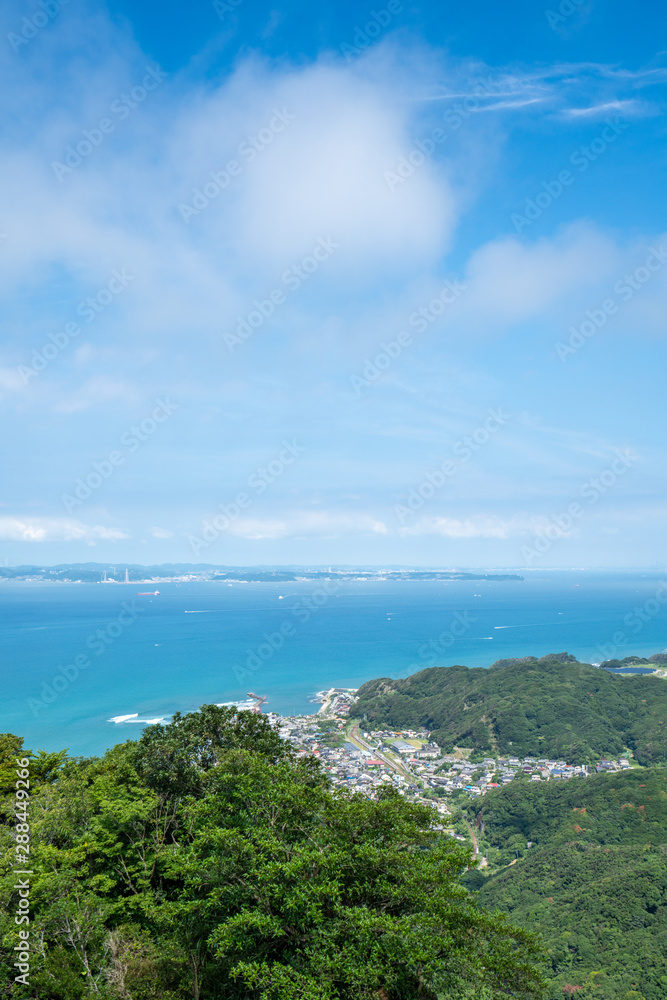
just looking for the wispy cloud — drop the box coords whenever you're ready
[563,99,648,118]
[412,58,667,121]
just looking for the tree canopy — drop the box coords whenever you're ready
[459,769,667,1000]
[0,708,543,999]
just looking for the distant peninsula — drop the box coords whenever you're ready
[0,563,524,584]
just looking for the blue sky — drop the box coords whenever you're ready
[1,0,666,568]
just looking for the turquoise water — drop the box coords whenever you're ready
[1,571,666,756]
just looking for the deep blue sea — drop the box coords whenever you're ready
[2,570,666,756]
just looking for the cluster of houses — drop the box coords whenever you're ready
[267,712,633,805]
[270,714,424,794]
[428,756,593,796]
[412,750,630,796]
[596,757,632,773]
[356,731,633,796]
[269,716,451,815]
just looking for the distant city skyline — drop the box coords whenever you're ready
[1,0,666,568]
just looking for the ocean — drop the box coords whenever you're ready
[1,570,666,757]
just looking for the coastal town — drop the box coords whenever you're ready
[267,686,635,816]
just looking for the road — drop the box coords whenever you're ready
[345,722,452,816]
[346,722,419,782]
[463,817,479,857]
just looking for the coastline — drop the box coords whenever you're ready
[3,570,667,758]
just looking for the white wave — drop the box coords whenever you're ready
[108,713,165,725]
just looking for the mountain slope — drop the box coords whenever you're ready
[350,653,667,764]
[462,770,667,1000]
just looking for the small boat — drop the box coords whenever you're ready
[137,590,160,595]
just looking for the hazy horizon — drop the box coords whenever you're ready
[3,562,667,573]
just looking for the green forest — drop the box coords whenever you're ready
[3,699,666,999]
[350,653,667,764]
[0,709,542,1000]
[459,769,667,1000]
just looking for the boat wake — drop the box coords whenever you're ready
[494,622,566,629]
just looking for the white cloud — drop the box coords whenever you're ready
[0,32,663,375]
[223,63,456,273]
[0,517,129,543]
[53,376,141,413]
[457,223,621,330]
[398,514,569,539]
[0,43,459,360]
[226,511,389,539]
[150,527,173,539]
[399,515,511,539]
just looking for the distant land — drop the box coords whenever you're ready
[0,563,524,584]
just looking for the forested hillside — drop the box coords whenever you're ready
[0,711,541,1000]
[468,767,667,850]
[350,653,667,763]
[460,769,667,1000]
